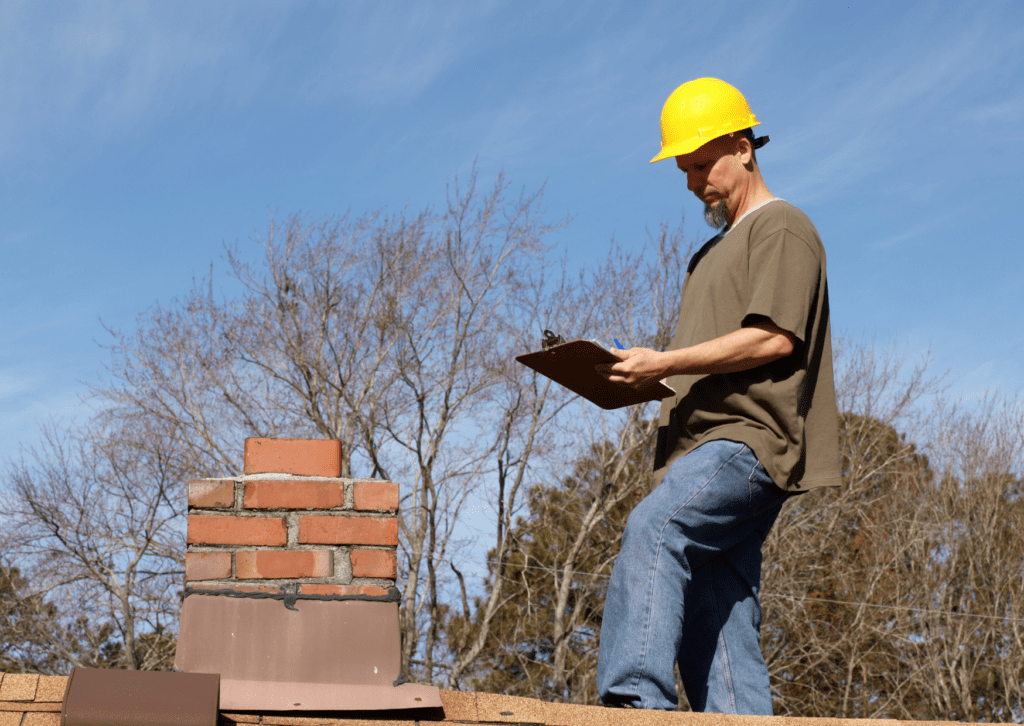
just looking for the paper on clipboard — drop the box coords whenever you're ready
[515,337,675,410]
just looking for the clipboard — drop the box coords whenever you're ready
[515,336,675,410]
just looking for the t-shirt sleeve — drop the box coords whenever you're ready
[743,228,822,346]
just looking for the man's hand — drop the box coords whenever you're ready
[596,348,669,388]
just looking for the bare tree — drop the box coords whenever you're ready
[761,340,1024,722]
[62,170,585,680]
[444,222,691,697]
[369,174,572,679]
[760,338,945,717]
[903,393,1024,721]
[1,417,183,672]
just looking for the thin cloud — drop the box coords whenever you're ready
[869,213,948,251]
[431,2,805,176]
[768,3,1024,203]
[0,2,286,162]
[965,97,1024,127]
[0,369,38,399]
[0,398,91,463]
[290,2,503,108]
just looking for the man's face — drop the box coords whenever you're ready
[675,136,743,229]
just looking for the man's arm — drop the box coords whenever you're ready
[597,320,796,387]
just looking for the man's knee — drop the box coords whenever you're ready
[623,489,667,541]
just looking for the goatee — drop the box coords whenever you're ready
[704,199,730,230]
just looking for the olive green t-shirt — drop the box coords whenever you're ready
[654,199,841,492]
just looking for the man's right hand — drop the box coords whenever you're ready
[595,347,669,388]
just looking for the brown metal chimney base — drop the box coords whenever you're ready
[174,591,440,711]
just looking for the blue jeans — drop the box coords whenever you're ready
[597,439,789,713]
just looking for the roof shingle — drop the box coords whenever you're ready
[0,673,65,726]
[0,675,39,703]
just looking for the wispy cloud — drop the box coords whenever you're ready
[291,1,504,107]
[0,369,38,398]
[0,2,287,164]
[868,209,960,250]
[0,368,90,466]
[419,1,808,176]
[0,404,90,462]
[769,2,1024,202]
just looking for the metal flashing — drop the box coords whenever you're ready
[217,680,440,712]
[175,594,440,711]
[60,667,218,726]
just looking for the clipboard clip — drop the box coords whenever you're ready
[541,329,565,351]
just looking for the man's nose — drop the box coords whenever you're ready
[687,173,701,193]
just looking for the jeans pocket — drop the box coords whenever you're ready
[747,459,782,511]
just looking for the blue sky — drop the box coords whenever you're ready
[2,0,1022,467]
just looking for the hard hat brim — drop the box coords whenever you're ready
[649,119,761,164]
[650,138,708,164]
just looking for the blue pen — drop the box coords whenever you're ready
[613,338,625,350]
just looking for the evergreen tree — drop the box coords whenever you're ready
[762,412,935,717]
[0,564,154,673]
[448,423,655,703]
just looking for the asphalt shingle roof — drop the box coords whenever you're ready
[0,671,965,726]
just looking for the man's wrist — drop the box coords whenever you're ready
[659,348,690,378]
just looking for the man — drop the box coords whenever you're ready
[595,78,841,714]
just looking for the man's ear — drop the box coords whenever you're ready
[734,134,755,168]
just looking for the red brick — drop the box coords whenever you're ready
[235,550,333,579]
[353,481,399,511]
[300,584,390,598]
[244,438,342,477]
[188,480,234,508]
[185,552,232,581]
[298,516,398,545]
[187,515,286,546]
[351,549,398,578]
[244,480,345,510]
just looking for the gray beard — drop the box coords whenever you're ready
[704,199,730,230]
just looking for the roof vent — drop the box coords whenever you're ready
[174,438,440,711]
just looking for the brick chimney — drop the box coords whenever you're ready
[185,438,398,596]
[175,438,439,712]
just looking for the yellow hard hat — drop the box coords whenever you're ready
[650,78,761,164]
